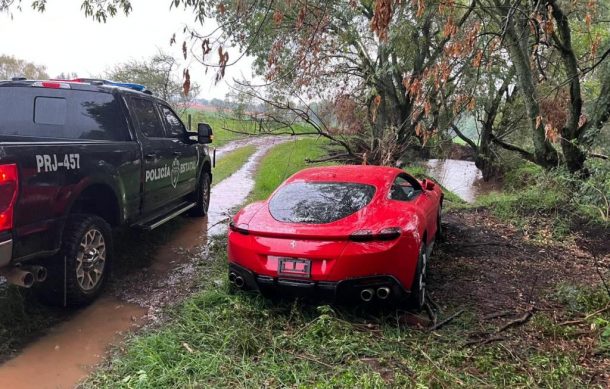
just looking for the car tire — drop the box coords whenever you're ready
[191,172,211,217]
[36,214,112,307]
[407,242,427,311]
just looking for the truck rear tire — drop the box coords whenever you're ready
[191,172,211,217]
[37,214,112,307]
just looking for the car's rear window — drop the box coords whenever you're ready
[0,87,130,141]
[269,182,376,224]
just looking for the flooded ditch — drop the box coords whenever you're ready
[425,159,495,203]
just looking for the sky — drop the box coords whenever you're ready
[0,0,255,99]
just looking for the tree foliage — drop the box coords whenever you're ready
[0,54,48,79]
[106,52,199,111]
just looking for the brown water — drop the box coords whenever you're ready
[0,136,283,389]
[0,298,145,389]
[425,159,495,203]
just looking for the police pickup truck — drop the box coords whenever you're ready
[0,78,213,306]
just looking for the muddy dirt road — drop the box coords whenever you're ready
[0,136,289,389]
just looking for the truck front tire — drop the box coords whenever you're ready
[37,214,112,307]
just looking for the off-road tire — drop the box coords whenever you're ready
[191,172,211,217]
[406,243,427,311]
[36,214,112,307]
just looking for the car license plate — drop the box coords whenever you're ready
[278,258,311,278]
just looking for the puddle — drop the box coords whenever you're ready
[425,159,496,203]
[0,136,289,389]
[0,297,145,389]
[207,137,291,236]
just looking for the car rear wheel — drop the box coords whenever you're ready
[407,243,427,311]
[191,172,211,217]
[37,214,112,307]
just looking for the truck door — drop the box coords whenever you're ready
[157,104,199,198]
[127,96,176,214]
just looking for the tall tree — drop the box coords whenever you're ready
[107,52,199,111]
[174,0,478,164]
[0,54,48,79]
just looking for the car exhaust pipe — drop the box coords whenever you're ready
[376,287,391,300]
[228,272,237,284]
[24,266,47,283]
[234,275,245,288]
[360,288,374,302]
[0,268,35,288]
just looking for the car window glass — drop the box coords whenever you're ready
[269,182,376,224]
[159,105,186,137]
[130,98,165,138]
[390,176,416,201]
[0,87,130,141]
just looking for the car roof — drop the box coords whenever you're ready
[286,165,408,187]
[0,79,158,100]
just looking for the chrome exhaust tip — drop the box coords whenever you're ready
[0,268,35,288]
[228,272,237,284]
[26,266,47,283]
[376,287,391,300]
[360,288,374,302]
[234,276,245,288]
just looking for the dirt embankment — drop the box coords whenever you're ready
[430,208,610,383]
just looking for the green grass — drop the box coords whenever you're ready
[249,137,331,201]
[475,161,609,239]
[86,238,592,388]
[212,145,257,186]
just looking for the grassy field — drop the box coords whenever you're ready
[184,110,315,148]
[85,139,609,388]
[212,145,257,186]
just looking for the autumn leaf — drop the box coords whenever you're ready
[182,41,187,60]
[182,68,191,96]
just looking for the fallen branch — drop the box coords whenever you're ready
[429,310,464,331]
[497,309,534,333]
[559,303,610,326]
[424,301,438,328]
[426,294,443,314]
[590,152,609,160]
[483,310,513,320]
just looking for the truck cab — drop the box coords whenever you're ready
[0,78,213,306]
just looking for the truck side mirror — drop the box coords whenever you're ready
[197,123,213,144]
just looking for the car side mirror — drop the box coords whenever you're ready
[197,123,213,144]
[424,179,436,191]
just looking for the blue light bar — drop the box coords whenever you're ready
[105,81,147,92]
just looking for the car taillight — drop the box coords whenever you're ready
[0,164,18,232]
[229,222,249,235]
[349,227,401,242]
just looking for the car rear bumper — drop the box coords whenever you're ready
[229,262,410,303]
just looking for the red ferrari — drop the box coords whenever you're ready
[227,165,443,310]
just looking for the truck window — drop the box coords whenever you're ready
[129,98,166,138]
[159,105,186,137]
[0,87,130,141]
